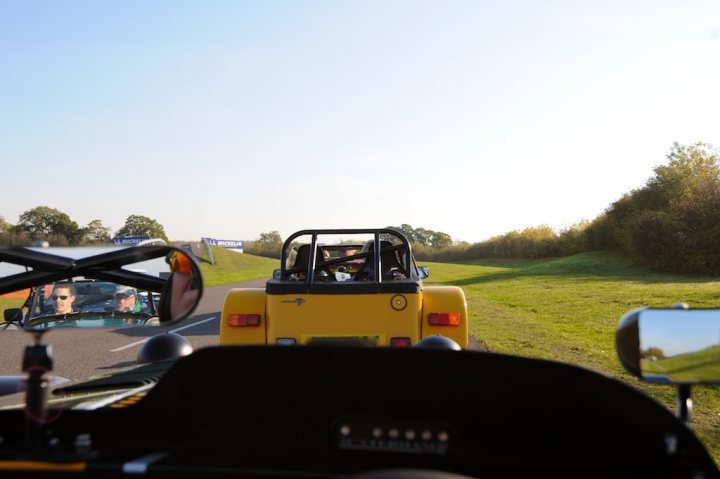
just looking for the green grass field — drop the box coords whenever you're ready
[196,246,277,286]
[643,345,720,382]
[420,251,720,465]
[0,298,24,313]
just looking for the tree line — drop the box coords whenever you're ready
[0,209,169,246]
[228,142,720,277]
[417,142,720,276]
[244,225,455,259]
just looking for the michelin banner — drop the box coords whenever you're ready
[204,238,244,252]
[112,236,150,245]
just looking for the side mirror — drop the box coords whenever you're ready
[4,308,22,323]
[616,307,720,385]
[417,266,429,279]
[616,306,720,426]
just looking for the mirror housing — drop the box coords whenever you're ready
[616,307,720,385]
[4,308,22,323]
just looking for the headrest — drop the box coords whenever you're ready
[362,239,393,252]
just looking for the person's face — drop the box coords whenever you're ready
[115,293,136,312]
[52,287,75,314]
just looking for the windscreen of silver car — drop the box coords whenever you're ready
[616,307,720,385]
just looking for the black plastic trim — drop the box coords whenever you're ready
[266,279,422,295]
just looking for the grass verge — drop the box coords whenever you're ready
[197,246,276,286]
[421,251,720,466]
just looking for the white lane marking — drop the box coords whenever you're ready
[110,316,217,352]
[167,316,217,334]
[110,338,151,352]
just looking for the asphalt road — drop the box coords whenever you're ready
[0,278,268,382]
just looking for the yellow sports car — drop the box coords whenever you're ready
[220,228,468,348]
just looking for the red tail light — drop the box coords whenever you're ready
[227,314,261,327]
[428,313,461,326]
[390,337,412,347]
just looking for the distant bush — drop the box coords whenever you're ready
[587,142,720,275]
[412,243,471,262]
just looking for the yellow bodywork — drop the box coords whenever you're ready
[420,286,469,348]
[220,288,266,345]
[220,285,468,348]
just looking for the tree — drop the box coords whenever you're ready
[386,224,452,248]
[557,220,590,255]
[115,215,169,242]
[592,142,720,273]
[245,231,283,258]
[0,216,10,235]
[389,224,417,243]
[0,216,29,245]
[641,347,666,360]
[16,206,80,244]
[649,142,720,205]
[80,219,112,244]
[258,230,282,246]
[430,231,452,248]
[251,231,283,258]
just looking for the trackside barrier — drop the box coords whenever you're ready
[202,237,215,266]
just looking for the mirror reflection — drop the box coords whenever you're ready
[0,246,203,330]
[22,280,161,329]
[639,309,720,384]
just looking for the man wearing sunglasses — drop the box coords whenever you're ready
[51,283,77,315]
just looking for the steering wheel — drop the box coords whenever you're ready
[354,259,374,281]
[313,260,335,281]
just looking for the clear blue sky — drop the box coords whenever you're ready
[1,1,719,242]
[641,310,720,357]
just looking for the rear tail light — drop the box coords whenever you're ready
[227,314,261,327]
[390,337,412,347]
[276,338,297,346]
[428,313,461,326]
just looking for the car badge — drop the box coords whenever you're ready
[281,298,305,306]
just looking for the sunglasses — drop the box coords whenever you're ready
[51,295,70,301]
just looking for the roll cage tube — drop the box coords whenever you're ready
[280,229,417,282]
[0,246,172,295]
